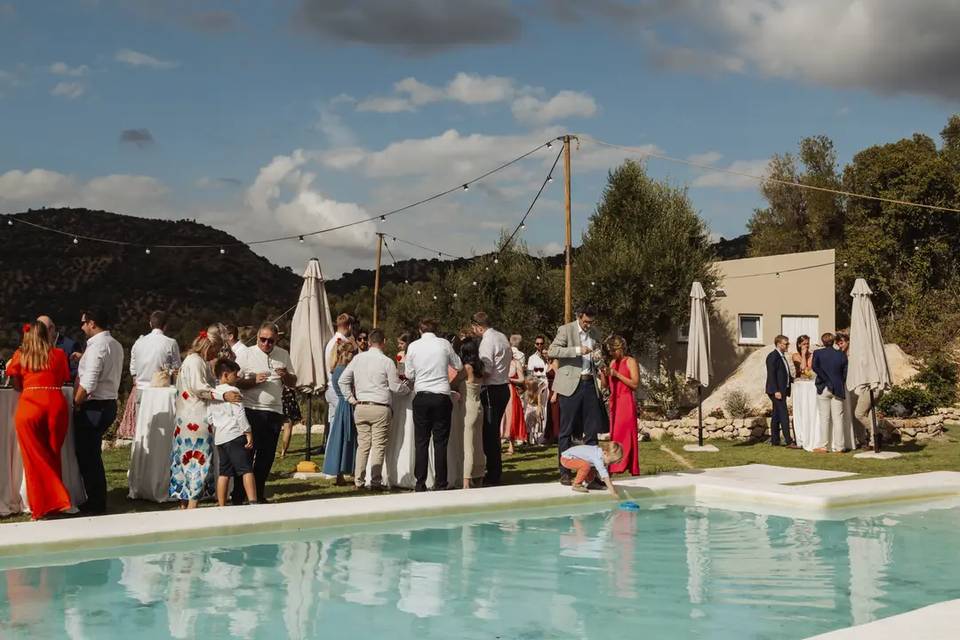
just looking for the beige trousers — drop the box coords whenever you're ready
[354,404,391,487]
[817,388,847,451]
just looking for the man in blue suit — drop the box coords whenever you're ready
[765,334,793,446]
[812,332,848,451]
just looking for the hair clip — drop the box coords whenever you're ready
[199,329,208,339]
[22,323,31,334]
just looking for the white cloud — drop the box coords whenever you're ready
[0,169,168,213]
[49,62,88,77]
[691,159,769,190]
[687,151,723,166]
[115,48,179,69]
[51,81,86,99]
[511,90,597,125]
[357,72,598,124]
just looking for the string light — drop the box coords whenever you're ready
[72,237,79,245]
[298,236,304,243]
[145,248,151,255]
[493,258,499,264]
[462,184,469,191]
[219,247,226,255]
[416,290,421,295]
[546,141,552,149]
[453,292,458,298]
[520,223,526,230]
[6,219,12,226]
[547,175,553,183]
[380,215,386,222]
[472,281,478,286]
[432,295,438,300]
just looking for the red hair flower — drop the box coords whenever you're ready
[22,323,31,334]
[198,329,208,339]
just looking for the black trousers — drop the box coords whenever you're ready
[480,383,510,485]
[413,392,453,491]
[558,378,604,478]
[232,409,283,503]
[74,399,118,513]
[769,394,792,445]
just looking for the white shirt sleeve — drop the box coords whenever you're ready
[478,335,494,375]
[129,339,139,377]
[339,360,356,403]
[78,342,105,395]
[385,357,408,394]
[447,342,463,371]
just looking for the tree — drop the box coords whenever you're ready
[574,159,716,350]
[747,135,845,257]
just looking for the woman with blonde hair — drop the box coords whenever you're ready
[169,324,241,508]
[322,340,358,484]
[600,335,640,476]
[6,321,72,519]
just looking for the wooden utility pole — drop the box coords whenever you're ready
[372,232,383,327]
[563,135,573,323]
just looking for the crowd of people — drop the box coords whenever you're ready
[765,330,868,451]
[4,305,640,520]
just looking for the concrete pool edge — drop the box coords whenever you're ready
[804,599,959,639]
[2,465,959,561]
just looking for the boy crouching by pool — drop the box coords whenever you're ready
[560,442,622,497]
[210,359,259,506]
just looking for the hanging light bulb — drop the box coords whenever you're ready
[438,252,442,258]
[520,222,526,230]
[590,281,596,286]
[404,279,409,284]
[298,235,304,243]
[145,248,151,255]
[472,281,478,286]
[493,257,499,264]
[73,237,79,245]
[453,292,458,298]
[219,247,226,255]
[462,183,469,191]
[536,275,541,280]
[380,215,386,222]
[547,175,553,183]
[546,141,552,149]
[432,295,437,300]
[416,290,421,295]
[7,219,13,226]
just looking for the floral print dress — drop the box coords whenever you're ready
[169,353,217,501]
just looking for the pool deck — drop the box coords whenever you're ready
[805,599,959,639]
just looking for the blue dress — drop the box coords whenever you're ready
[322,366,356,476]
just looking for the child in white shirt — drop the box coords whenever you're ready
[210,359,258,506]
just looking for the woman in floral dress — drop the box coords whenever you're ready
[169,326,240,508]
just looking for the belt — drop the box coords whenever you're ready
[580,374,594,381]
[23,386,62,391]
[357,401,390,408]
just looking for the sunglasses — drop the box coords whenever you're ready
[258,336,276,344]
[534,342,545,347]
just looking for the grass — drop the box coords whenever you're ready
[3,429,959,524]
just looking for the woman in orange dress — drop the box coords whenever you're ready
[601,335,640,476]
[500,355,527,454]
[6,321,72,520]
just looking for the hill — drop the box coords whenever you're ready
[0,208,301,351]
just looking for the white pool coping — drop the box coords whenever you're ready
[804,599,959,639]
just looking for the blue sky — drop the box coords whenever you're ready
[2,1,959,275]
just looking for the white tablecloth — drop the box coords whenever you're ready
[0,387,86,516]
[792,380,820,451]
[127,387,178,502]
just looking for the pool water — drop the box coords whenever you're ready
[2,503,959,639]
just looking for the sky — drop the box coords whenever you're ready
[2,1,959,277]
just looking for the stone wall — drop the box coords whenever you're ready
[639,413,949,443]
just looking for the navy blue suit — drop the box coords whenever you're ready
[765,349,792,445]
[812,348,848,400]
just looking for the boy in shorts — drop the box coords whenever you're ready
[560,441,622,497]
[210,359,258,506]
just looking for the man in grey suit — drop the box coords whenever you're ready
[547,306,605,486]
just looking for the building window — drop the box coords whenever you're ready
[677,323,689,343]
[738,314,763,345]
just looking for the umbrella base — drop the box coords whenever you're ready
[683,444,719,453]
[295,461,319,473]
[853,451,902,460]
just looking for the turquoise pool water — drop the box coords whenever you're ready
[2,502,959,639]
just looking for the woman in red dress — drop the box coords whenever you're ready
[602,335,640,476]
[6,321,72,519]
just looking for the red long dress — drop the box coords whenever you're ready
[7,348,71,519]
[607,357,640,475]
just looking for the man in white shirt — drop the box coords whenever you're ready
[234,321,296,502]
[225,324,248,360]
[471,311,511,486]
[324,313,354,428]
[339,328,409,490]
[404,318,462,491]
[74,307,124,514]
[129,311,182,390]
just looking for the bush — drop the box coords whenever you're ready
[914,354,959,408]
[642,365,688,418]
[723,388,753,418]
[708,407,726,419]
[877,385,936,418]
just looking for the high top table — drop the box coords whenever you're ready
[127,386,178,503]
[0,387,86,516]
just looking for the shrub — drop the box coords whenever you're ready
[708,407,726,419]
[723,388,753,418]
[641,365,688,418]
[877,385,936,418]
[914,354,959,408]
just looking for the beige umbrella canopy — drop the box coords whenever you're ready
[847,278,892,393]
[290,258,334,391]
[685,281,712,387]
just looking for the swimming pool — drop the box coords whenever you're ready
[2,501,958,639]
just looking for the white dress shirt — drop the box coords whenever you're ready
[527,352,548,377]
[479,328,511,386]
[578,325,595,375]
[779,350,793,381]
[236,345,293,414]
[338,347,409,405]
[129,329,182,390]
[209,384,253,445]
[231,341,248,359]
[404,333,462,395]
[77,330,123,400]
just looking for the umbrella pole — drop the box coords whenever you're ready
[305,393,313,461]
[697,385,703,448]
[870,389,881,454]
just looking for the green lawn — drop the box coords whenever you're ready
[3,429,958,524]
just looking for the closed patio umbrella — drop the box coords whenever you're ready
[290,258,334,472]
[847,278,892,454]
[685,281,713,449]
